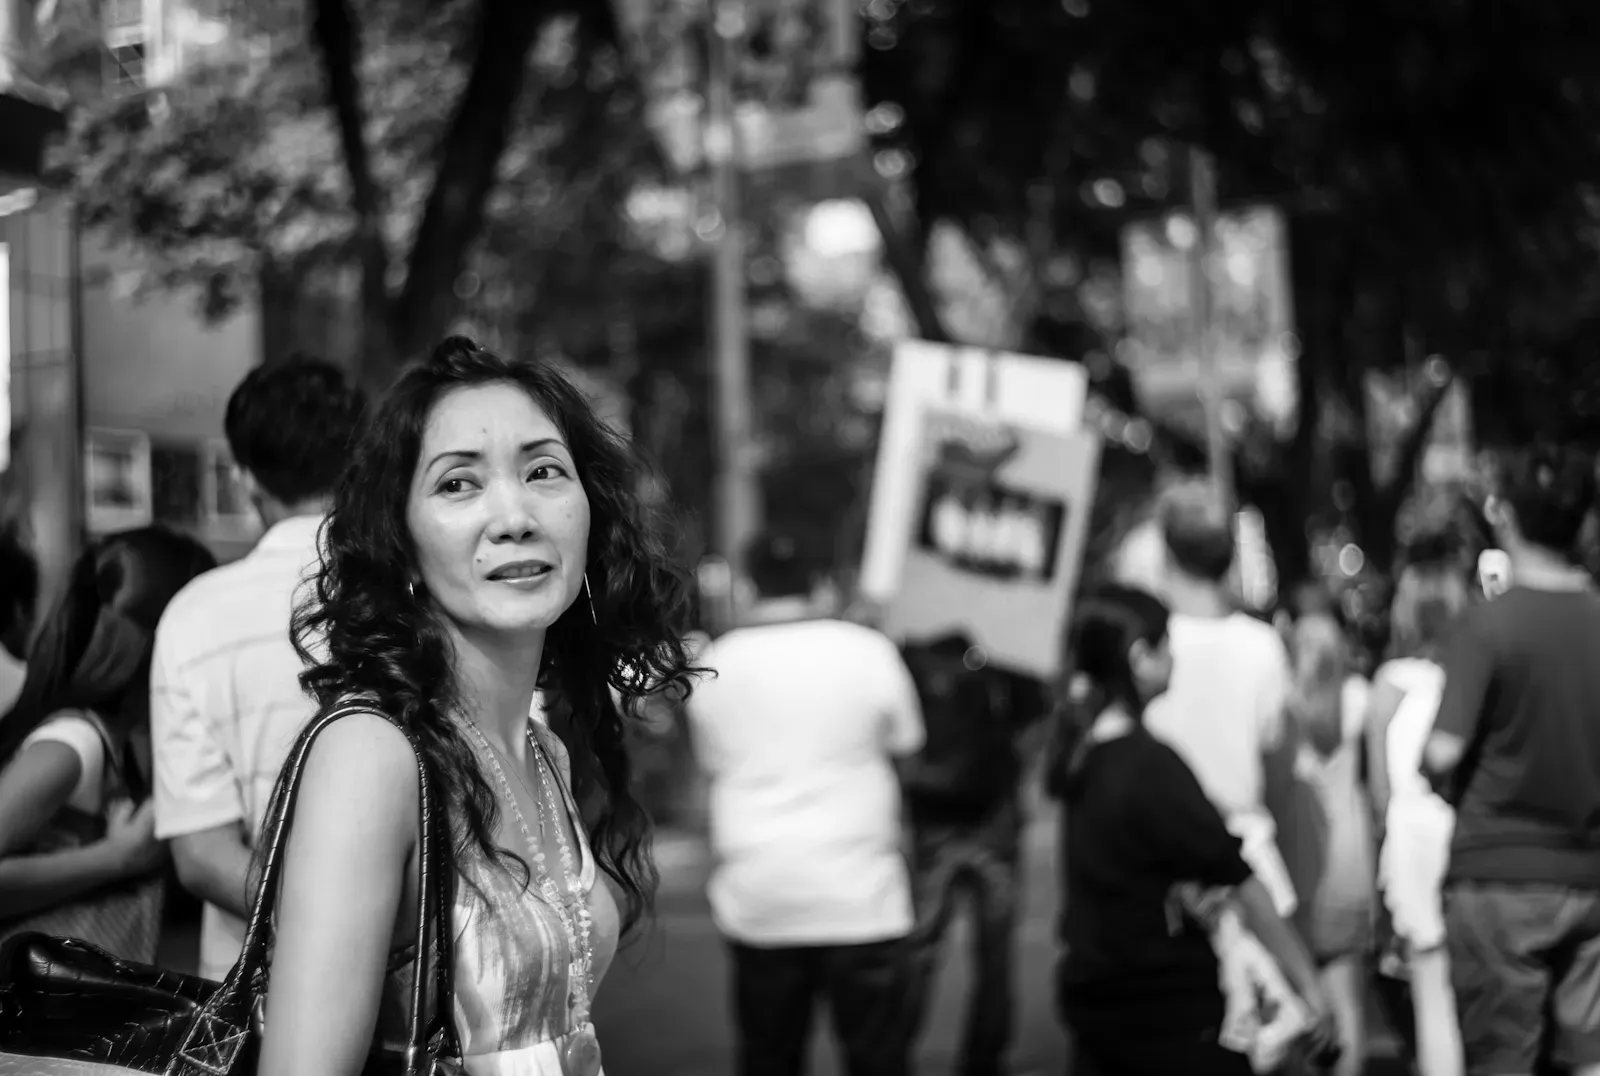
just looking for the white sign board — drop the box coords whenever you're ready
[861,340,1091,606]
[882,409,1100,677]
[1120,205,1297,438]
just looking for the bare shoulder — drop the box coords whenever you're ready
[294,711,420,838]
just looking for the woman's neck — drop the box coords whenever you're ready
[1089,703,1138,742]
[449,624,544,758]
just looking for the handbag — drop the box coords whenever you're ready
[0,711,165,963]
[0,703,464,1076]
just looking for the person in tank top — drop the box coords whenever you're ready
[254,338,703,1076]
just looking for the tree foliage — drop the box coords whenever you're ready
[48,0,670,384]
[47,0,1600,581]
[860,0,1600,576]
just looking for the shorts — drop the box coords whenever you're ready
[1380,795,1454,951]
[1446,881,1600,1074]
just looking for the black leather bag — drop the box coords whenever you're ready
[0,703,464,1076]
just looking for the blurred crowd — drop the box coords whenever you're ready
[0,343,1596,1076]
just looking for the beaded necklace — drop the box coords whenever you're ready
[460,717,601,1075]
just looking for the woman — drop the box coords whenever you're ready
[1280,592,1374,1076]
[0,526,216,960]
[1052,583,1334,1075]
[1365,536,1471,1076]
[259,337,700,1076]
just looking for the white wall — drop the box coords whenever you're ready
[79,229,260,561]
[80,229,258,441]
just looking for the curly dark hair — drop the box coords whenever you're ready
[290,336,701,933]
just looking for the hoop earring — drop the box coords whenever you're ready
[407,580,419,601]
[583,572,598,626]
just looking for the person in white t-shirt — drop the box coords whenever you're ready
[686,535,925,1076]
[150,356,366,981]
[1138,480,1299,917]
[0,527,215,961]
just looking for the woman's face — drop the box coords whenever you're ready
[406,383,591,645]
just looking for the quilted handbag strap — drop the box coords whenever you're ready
[170,701,461,1075]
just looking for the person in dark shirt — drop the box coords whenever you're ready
[1424,444,1600,1076]
[899,632,1050,1076]
[1052,584,1332,1075]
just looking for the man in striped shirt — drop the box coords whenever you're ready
[150,356,364,980]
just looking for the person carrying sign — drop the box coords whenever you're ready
[898,631,1049,1076]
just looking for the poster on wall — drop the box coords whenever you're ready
[201,440,261,543]
[882,409,1101,679]
[85,429,153,535]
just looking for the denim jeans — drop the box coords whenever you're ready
[906,805,1020,1076]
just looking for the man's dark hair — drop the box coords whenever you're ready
[1158,478,1235,583]
[224,356,366,505]
[1492,444,1597,556]
[745,532,811,600]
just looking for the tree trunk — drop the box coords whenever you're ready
[309,0,394,387]
[1354,372,1455,573]
[855,154,951,343]
[388,0,555,367]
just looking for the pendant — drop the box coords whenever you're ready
[562,1026,603,1076]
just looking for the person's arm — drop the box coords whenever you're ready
[171,824,254,920]
[1422,618,1493,799]
[0,798,163,917]
[0,740,79,859]
[150,625,253,918]
[1257,636,1299,841]
[256,713,418,1076]
[1132,744,1332,1031]
[881,637,926,762]
[1361,676,1407,825]
[0,715,166,916]
[1234,875,1329,1025]
[0,739,117,916]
